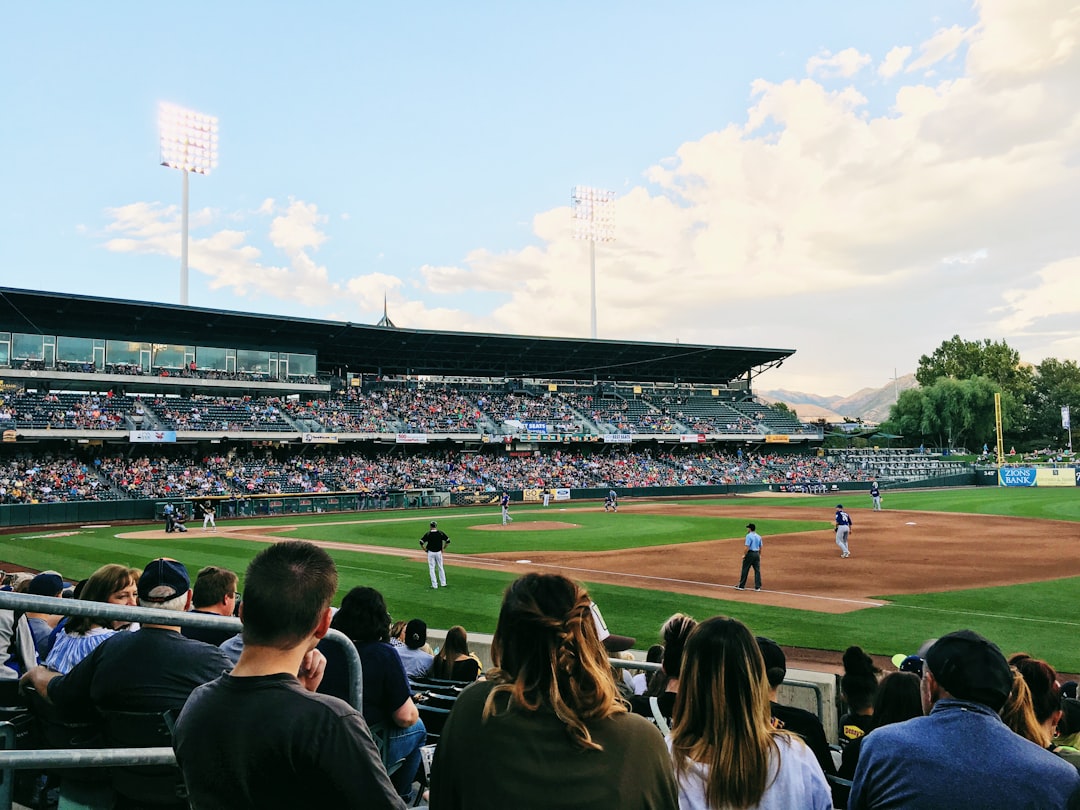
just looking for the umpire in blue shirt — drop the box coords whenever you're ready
[736,523,763,591]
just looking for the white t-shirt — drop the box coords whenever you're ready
[667,733,831,810]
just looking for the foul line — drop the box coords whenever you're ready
[880,602,1080,628]
[463,557,886,608]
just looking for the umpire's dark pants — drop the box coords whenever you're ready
[739,551,761,589]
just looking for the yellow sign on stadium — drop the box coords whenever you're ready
[765,435,790,443]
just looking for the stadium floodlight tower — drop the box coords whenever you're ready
[158,102,219,306]
[571,185,615,339]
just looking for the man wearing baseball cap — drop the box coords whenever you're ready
[419,520,450,589]
[850,629,1080,808]
[735,523,763,591]
[22,558,232,714]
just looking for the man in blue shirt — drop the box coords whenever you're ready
[735,523,763,591]
[850,629,1080,809]
[835,505,852,557]
[870,481,882,511]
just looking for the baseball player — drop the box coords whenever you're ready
[735,522,763,591]
[834,504,852,557]
[870,481,882,511]
[604,492,618,513]
[420,520,449,589]
[542,488,551,507]
[500,491,512,525]
[202,501,217,532]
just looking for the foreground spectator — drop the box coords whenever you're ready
[839,671,922,783]
[849,629,1080,809]
[181,566,240,646]
[22,558,231,713]
[1009,653,1080,771]
[44,564,139,674]
[668,616,831,809]
[630,613,697,732]
[839,645,879,746]
[25,571,67,658]
[326,587,425,804]
[174,541,405,809]
[396,618,434,680]
[757,636,837,782]
[428,572,677,809]
[430,625,482,682]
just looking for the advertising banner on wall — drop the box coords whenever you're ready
[129,430,176,443]
[604,434,632,443]
[1035,467,1078,487]
[395,433,428,444]
[999,467,1037,487]
[301,433,339,444]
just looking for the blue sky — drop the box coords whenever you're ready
[2,1,1078,398]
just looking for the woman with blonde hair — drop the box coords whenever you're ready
[429,573,677,809]
[44,564,139,674]
[668,616,830,810]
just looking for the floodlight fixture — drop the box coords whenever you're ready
[158,102,219,306]
[571,185,615,339]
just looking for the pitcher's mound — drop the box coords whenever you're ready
[471,522,581,531]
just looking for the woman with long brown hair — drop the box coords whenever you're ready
[668,616,830,809]
[430,625,481,682]
[429,573,676,809]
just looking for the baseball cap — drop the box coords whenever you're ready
[138,558,191,602]
[756,636,787,686]
[746,523,756,531]
[28,572,65,597]
[836,504,843,509]
[430,520,438,528]
[924,629,1012,712]
[589,602,636,653]
[891,653,925,674]
[405,618,428,649]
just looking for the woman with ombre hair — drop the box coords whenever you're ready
[668,616,830,810]
[44,564,140,674]
[428,573,677,809]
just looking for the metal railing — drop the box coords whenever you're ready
[0,591,364,810]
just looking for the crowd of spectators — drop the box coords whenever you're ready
[0,448,872,503]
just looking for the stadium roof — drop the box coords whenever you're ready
[0,287,794,385]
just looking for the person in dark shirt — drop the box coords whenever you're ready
[174,541,404,810]
[419,521,449,589]
[181,566,240,646]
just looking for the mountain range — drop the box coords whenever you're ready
[758,373,918,424]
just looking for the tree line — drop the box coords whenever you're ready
[879,336,1079,452]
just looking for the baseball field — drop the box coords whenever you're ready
[2,486,1079,671]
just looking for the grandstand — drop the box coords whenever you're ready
[0,286,946,516]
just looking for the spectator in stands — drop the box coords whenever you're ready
[1009,653,1080,771]
[849,629,1080,808]
[630,613,697,732]
[631,644,664,696]
[757,636,838,782]
[181,566,240,646]
[25,571,67,658]
[838,671,922,786]
[430,625,482,682]
[44,564,139,674]
[428,572,678,809]
[174,540,405,809]
[839,645,879,747]
[326,587,425,804]
[21,558,232,714]
[395,618,434,680]
[669,616,831,809]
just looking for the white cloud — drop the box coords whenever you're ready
[907,24,970,73]
[878,46,912,79]
[91,0,1080,392]
[807,47,872,79]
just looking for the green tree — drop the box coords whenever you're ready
[1027,358,1080,447]
[916,335,1033,401]
[885,375,1013,450]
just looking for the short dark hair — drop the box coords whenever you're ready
[192,566,238,609]
[331,586,391,643]
[241,541,337,648]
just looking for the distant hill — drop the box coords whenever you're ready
[760,374,917,424]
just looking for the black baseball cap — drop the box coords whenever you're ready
[430,520,437,528]
[746,523,756,530]
[836,504,843,508]
[924,629,1012,711]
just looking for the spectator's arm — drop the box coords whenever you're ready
[19,665,60,701]
[392,695,419,728]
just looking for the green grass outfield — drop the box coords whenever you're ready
[1,487,1079,671]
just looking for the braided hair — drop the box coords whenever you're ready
[484,573,625,751]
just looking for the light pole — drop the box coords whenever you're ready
[159,102,218,306]
[571,185,615,339]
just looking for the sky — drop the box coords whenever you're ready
[2,1,1078,396]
